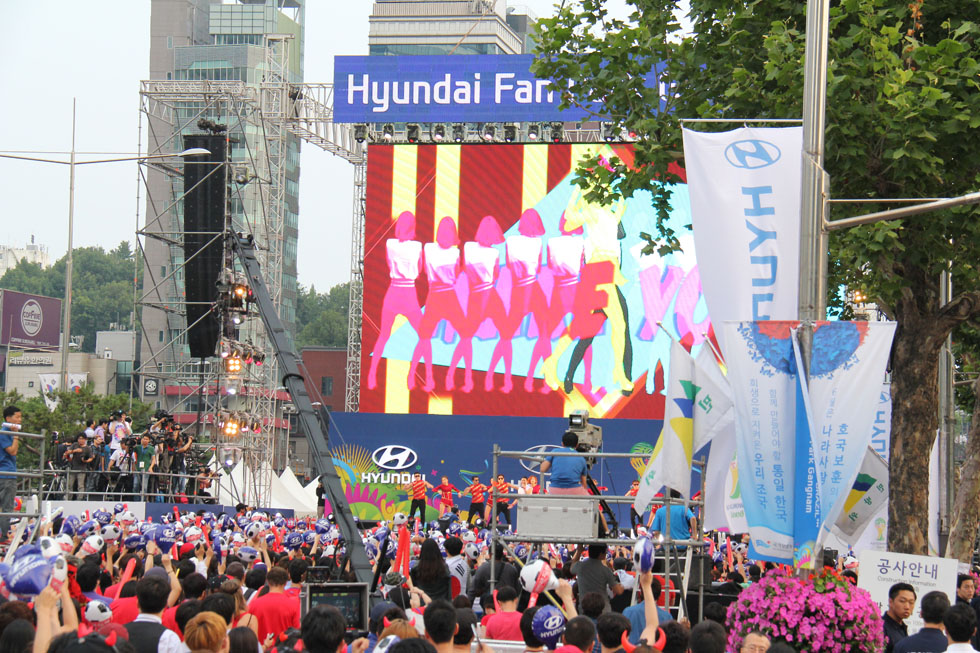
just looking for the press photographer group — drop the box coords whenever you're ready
[48,409,215,503]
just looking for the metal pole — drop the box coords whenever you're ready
[490,445,499,591]
[939,270,954,535]
[798,0,831,333]
[60,99,77,392]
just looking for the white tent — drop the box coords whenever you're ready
[280,468,319,515]
[263,462,317,515]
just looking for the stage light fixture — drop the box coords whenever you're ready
[431,124,446,142]
[481,124,495,141]
[223,417,240,437]
[226,355,243,374]
[504,124,517,142]
[602,123,616,142]
[550,122,564,143]
[219,339,231,358]
[382,124,394,142]
[354,124,367,143]
[527,124,541,141]
[407,124,421,143]
[452,124,465,142]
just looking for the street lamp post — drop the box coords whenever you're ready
[0,98,209,392]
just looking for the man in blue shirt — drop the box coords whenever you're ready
[539,431,588,495]
[649,489,697,547]
[0,405,22,542]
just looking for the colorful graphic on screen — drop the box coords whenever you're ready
[361,143,712,418]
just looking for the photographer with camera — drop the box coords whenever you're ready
[539,430,589,495]
[195,466,218,504]
[65,432,94,501]
[109,437,136,500]
[166,424,193,500]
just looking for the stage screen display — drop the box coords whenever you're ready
[361,143,710,419]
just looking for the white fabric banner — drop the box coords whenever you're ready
[38,373,59,411]
[832,447,888,543]
[683,127,803,358]
[812,322,895,546]
[67,372,87,393]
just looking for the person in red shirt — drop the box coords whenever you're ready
[485,586,523,641]
[402,473,433,525]
[490,475,513,526]
[461,477,488,525]
[626,479,643,531]
[247,567,300,642]
[433,476,459,517]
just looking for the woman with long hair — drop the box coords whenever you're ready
[408,217,466,392]
[367,211,424,390]
[227,627,259,653]
[447,215,504,392]
[219,579,258,634]
[408,539,452,602]
[184,612,229,653]
[486,209,546,393]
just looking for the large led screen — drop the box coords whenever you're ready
[361,143,712,419]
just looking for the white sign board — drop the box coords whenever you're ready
[857,550,958,635]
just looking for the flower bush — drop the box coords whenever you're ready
[727,567,884,652]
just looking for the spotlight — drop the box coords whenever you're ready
[226,356,243,374]
[504,125,517,143]
[223,417,240,437]
[527,124,541,141]
[382,123,394,142]
[602,123,616,142]
[407,124,420,143]
[219,339,231,358]
[354,124,367,143]
[550,122,564,143]
[452,124,465,143]
[481,124,495,141]
[232,314,242,326]
[252,351,266,366]
[431,124,446,142]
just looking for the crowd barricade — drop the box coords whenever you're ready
[40,467,219,505]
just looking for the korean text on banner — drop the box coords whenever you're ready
[809,322,895,545]
[722,321,799,563]
[682,127,803,358]
[791,329,821,568]
[833,447,888,544]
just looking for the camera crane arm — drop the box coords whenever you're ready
[228,232,373,585]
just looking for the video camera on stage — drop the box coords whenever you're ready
[568,410,602,466]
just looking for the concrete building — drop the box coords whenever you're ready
[4,352,119,398]
[368,0,531,56]
[0,237,49,278]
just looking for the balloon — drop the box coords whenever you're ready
[531,605,566,649]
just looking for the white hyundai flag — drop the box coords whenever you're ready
[683,127,803,358]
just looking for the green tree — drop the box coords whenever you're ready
[294,282,350,349]
[0,241,139,353]
[532,0,980,554]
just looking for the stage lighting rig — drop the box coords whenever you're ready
[602,123,617,142]
[527,124,541,141]
[431,124,446,142]
[481,124,495,141]
[407,124,421,143]
[382,124,394,142]
[452,124,465,142]
[354,124,367,143]
[504,124,517,142]
[550,122,564,143]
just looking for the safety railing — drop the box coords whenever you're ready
[39,467,220,505]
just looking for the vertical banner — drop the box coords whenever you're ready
[791,330,821,567]
[810,322,895,545]
[38,373,60,411]
[683,127,803,357]
[67,372,88,393]
[722,321,799,562]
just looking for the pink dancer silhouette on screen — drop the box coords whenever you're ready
[527,212,587,393]
[367,211,423,390]
[447,215,505,393]
[409,217,466,392]
[485,208,545,393]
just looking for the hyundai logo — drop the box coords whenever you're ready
[519,445,561,474]
[543,614,564,631]
[372,445,418,470]
[724,139,781,169]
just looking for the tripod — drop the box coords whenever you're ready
[584,473,619,535]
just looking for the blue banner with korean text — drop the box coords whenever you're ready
[333,54,668,123]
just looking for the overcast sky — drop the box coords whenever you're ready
[0,1,629,292]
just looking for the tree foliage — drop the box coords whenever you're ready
[532,0,980,553]
[294,282,350,350]
[0,242,139,353]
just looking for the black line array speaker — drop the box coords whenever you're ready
[182,134,225,359]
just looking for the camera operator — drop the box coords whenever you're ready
[65,432,94,501]
[539,430,589,495]
[109,437,136,500]
[195,466,218,504]
[169,425,193,498]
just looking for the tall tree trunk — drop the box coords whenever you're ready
[945,373,980,562]
[888,313,944,554]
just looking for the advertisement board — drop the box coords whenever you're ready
[361,142,708,419]
[0,290,62,349]
[327,412,669,525]
[334,55,667,123]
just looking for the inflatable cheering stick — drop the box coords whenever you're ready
[49,556,68,593]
